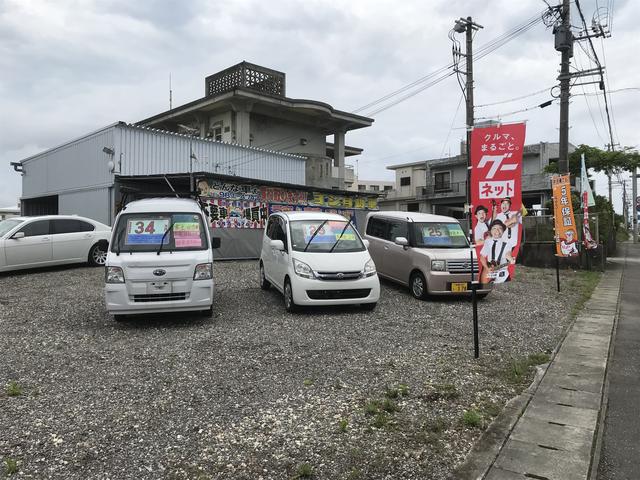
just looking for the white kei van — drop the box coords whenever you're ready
[259,211,380,312]
[104,198,220,320]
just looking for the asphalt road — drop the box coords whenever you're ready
[597,242,640,480]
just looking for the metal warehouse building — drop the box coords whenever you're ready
[13,122,379,259]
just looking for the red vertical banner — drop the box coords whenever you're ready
[470,123,526,285]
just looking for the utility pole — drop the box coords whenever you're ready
[556,0,572,174]
[452,16,483,358]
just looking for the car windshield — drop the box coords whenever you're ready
[0,219,23,238]
[111,212,208,253]
[290,220,365,253]
[412,222,469,248]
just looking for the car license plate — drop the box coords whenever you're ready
[451,282,468,292]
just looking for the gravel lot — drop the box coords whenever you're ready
[0,261,596,479]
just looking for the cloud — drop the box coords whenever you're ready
[0,0,637,210]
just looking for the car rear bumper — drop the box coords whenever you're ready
[105,280,213,315]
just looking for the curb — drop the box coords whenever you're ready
[587,248,626,480]
[454,263,623,480]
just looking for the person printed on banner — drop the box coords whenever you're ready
[560,229,579,256]
[473,204,491,246]
[479,220,515,285]
[494,197,520,247]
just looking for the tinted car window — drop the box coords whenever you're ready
[366,217,388,239]
[18,220,51,237]
[274,218,288,250]
[52,219,95,234]
[265,217,276,239]
[388,220,408,242]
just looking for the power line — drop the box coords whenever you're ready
[352,9,546,117]
[475,86,554,108]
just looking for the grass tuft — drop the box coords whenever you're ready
[338,419,349,432]
[6,381,22,397]
[462,409,483,428]
[4,458,18,476]
[295,463,313,478]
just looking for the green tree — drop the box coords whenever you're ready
[544,144,640,175]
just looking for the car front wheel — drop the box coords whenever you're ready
[259,262,271,290]
[284,279,298,313]
[410,271,428,300]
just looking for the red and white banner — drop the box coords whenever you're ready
[470,123,526,285]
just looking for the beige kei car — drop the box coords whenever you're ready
[363,211,491,299]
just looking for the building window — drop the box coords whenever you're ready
[407,203,420,212]
[370,185,380,191]
[400,177,411,186]
[212,126,222,142]
[434,171,451,191]
[383,185,393,191]
[358,185,366,191]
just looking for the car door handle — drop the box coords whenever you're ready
[383,245,389,250]
[42,237,51,242]
[84,233,93,238]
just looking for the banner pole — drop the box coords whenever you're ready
[555,255,560,292]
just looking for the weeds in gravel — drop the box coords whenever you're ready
[3,458,18,476]
[502,352,552,384]
[372,413,389,429]
[527,352,550,366]
[425,417,448,434]
[303,378,314,387]
[5,381,22,397]
[364,400,381,416]
[381,398,399,413]
[462,409,483,428]
[480,401,502,418]
[295,463,313,478]
[384,383,410,399]
[424,383,459,401]
[346,468,363,479]
[338,419,349,432]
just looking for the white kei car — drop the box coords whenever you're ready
[0,215,111,273]
[259,211,380,312]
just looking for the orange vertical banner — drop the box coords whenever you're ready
[552,175,579,257]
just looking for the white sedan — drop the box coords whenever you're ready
[0,215,111,273]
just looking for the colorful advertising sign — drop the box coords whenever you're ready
[580,155,598,250]
[470,123,526,285]
[125,219,170,245]
[204,199,268,229]
[552,175,579,257]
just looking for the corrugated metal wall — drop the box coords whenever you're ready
[58,187,112,225]
[22,127,116,199]
[118,124,306,185]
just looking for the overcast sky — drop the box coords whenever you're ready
[1,0,637,213]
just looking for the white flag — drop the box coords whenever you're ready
[581,154,596,207]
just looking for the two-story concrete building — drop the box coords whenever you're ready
[380,142,575,218]
[137,62,373,190]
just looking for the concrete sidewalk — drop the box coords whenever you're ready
[457,250,625,480]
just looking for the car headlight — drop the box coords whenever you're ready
[293,258,314,279]
[194,263,213,280]
[363,259,377,277]
[431,260,446,271]
[105,266,125,284]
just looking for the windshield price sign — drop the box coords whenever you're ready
[126,219,170,245]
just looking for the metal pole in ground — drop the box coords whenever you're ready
[556,255,561,292]
[633,167,638,243]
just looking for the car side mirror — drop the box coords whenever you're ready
[394,236,409,246]
[270,239,285,251]
[363,239,370,249]
[211,237,221,249]
[11,232,25,239]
